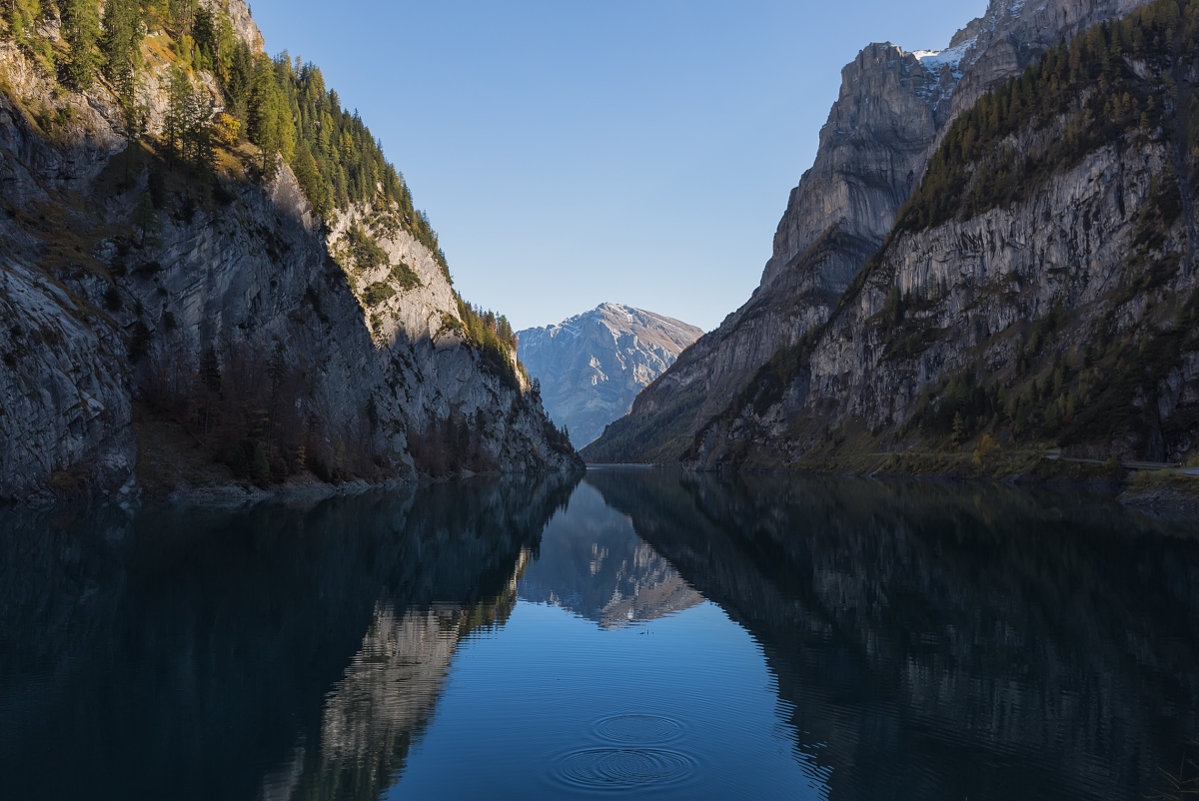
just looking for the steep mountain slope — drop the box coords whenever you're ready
[0,0,579,500]
[517,303,702,447]
[586,0,1155,464]
[689,0,1199,469]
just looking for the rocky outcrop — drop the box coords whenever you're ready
[200,0,264,53]
[588,0,1156,464]
[689,0,1199,468]
[0,10,579,500]
[517,303,701,448]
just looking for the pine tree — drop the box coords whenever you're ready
[163,65,192,161]
[951,412,967,448]
[166,0,196,34]
[60,0,101,89]
[219,37,254,123]
[248,59,287,174]
[290,139,328,215]
[191,4,215,69]
[101,0,143,97]
[163,65,216,167]
[5,0,43,52]
[184,85,215,166]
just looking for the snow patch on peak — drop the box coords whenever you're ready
[597,301,637,319]
[914,35,977,76]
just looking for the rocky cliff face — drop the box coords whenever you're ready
[587,0,1156,464]
[0,8,579,500]
[517,303,701,448]
[690,0,1199,468]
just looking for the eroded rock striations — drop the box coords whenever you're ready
[0,4,579,500]
[586,0,1158,465]
[689,0,1199,468]
[517,303,702,448]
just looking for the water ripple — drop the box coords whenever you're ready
[592,713,686,744]
[551,747,697,790]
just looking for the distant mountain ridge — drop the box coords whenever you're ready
[517,304,703,448]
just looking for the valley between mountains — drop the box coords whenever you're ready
[2,0,1198,499]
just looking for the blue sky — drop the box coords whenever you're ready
[251,0,989,332]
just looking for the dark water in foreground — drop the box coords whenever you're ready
[2,471,1199,800]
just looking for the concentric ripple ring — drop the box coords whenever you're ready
[552,747,697,790]
[592,713,686,744]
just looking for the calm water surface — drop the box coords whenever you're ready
[2,470,1198,800]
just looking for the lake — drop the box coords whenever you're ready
[1,469,1198,800]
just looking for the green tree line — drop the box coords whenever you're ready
[448,297,521,389]
[1,0,449,276]
[897,0,1199,234]
[238,53,448,274]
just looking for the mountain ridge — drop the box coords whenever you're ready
[686,0,1199,470]
[585,0,1158,466]
[0,0,580,501]
[518,303,702,448]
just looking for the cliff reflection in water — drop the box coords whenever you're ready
[0,475,576,801]
[4,470,1199,801]
[586,470,1199,801]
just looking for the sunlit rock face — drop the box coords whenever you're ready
[689,6,1199,468]
[318,605,468,768]
[288,592,523,801]
[0,8,578,501]
[518,304,702,448]
[585,0,1156,465]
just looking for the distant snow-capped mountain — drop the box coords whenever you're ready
[517,304,703,448]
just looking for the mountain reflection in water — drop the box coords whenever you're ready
[586,470,1199,801]
[0,470,1197,801]
[0,476,575,801]
[518,483,703,627]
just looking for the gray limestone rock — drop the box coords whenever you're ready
[589,0,1156,464]
[0,11,579,501]
[518,303,702,448]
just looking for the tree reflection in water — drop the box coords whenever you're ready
[0,475,576,801]
[3,469,1198,801]
[587,470,1199,801]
